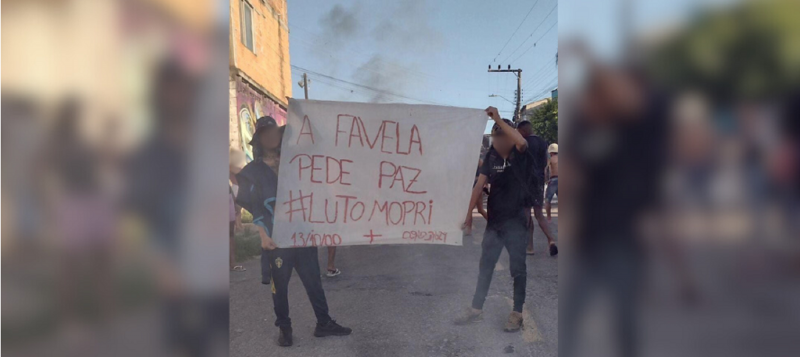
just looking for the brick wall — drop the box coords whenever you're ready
[230,0,292,106]
[229,73,240,150]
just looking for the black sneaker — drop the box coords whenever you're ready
[278,326,293,347]
[314,320,352,337]
[549,243,558,256]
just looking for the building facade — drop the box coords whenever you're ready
[229,0,292,161]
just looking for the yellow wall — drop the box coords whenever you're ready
[230,0,292,105]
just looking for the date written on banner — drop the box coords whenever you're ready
[291,231,343,247]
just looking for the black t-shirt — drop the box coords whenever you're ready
[236,160,279,237]
[568,91,669,260]
[525,135,549,185]
[480,146,535,227]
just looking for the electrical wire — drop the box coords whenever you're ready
[497,3,558,65]
[491,0,540,63]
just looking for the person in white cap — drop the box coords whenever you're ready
[545,143,559,221]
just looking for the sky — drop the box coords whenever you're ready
[558,0,740,61]
[286,0,559,118]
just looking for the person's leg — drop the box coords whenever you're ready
[526,209,535,254]
[268,248,295,328]
[261,247,272,284]
[534,206,557,248]
[326,247,338,274]
[559,262,598,357]
[545,178,558,221]
[545,202,552,221]
[471,228,505,310]
[606,243,642,357]
[294,247,332,325]
[504,223,529,312]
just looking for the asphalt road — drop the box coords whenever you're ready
[230,211,559,357]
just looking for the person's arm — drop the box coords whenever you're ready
[465,174,488,220]
[256,224,277,250]
[485,106,527,152]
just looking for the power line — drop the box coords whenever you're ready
[509,21,558,64]
[291,65,444,105]
[498,3,558,65]
[290,25,486,92]
[522,56,557,87]
[524,76,558,103]
[291,34,490,96]
[491,0,540,63]
[523,66,557,93]
[526,72,557,96]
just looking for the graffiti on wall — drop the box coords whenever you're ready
[236,77,287,162]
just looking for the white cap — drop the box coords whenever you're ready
[548,143,558,154]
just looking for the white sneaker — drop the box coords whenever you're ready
[326,269,342,277]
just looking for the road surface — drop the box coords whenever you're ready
[230,210,559,357]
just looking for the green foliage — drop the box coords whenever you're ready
[240,209,253,223]
[525,98,558,144]
[648,0,800,102]
[235,225,261,262]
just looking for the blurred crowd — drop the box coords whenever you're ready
[3,1,229,356]
[559,0,800,356]
[2,0,800,357]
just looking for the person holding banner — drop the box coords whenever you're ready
[235,116,352,347]
[456,107,534,332]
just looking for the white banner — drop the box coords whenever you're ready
[273,99,486,247]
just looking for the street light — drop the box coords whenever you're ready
[488,94,515,105]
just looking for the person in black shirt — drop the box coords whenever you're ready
[516,120,558,256]
[236,116,352,347]
[455,107,532,332]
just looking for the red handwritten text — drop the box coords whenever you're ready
[289,154,353,185]
[378,161,426,194]
[334,115,423,155]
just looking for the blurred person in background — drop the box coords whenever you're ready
[456,107,532,332]
[325,247,341,278]
[516,120,558,256]
[545,143,559,221]
[45,97,119,348]
[2,96,49,257]
[230,148,246,272]
[3,1,229,356]
[125,58,229,357]
[235,116,352,347]
[560,60,668,357]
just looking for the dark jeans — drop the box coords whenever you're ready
[266,247,332,328]
[260,248,272,285]
[471,219,528,312]
[560,240,642,357]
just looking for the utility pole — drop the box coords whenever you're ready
[488,65,522,122]
[299,73,309,99]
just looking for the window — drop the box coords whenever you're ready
[240,0,254,52]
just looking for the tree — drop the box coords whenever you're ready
[647,0,800,103]
[525,98,558,144]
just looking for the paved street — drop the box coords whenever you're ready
[230,211,559,357]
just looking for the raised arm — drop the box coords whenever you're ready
[485,106,528,152]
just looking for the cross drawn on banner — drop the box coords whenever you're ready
[363,230,382,244]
